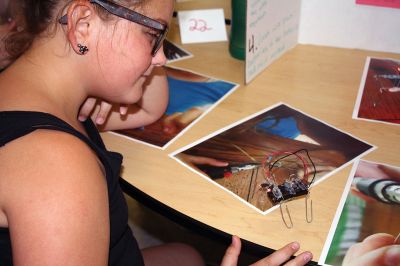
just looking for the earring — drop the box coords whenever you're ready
[77,44,89,55]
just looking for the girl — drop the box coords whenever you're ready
[0,0,315,265]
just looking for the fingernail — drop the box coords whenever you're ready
[291,242,299,250]
[78,115,86,122]
[303,252,312,262]
[385,246,400,266]
[96,117,104,125]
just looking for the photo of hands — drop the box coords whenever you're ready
[170,103,374,214]
[321,159,400,265]
[113,66,238,149]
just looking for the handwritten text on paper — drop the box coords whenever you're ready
[178,9,228,44]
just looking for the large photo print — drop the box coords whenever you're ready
[171,103,374,214]
[112,66,238,149]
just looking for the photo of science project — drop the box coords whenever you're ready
[353,57,400,125]
[171,103,374,223]
[163,39,193,63]
[321,160,400,266]
[112,66,238,149]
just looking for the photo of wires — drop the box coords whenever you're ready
[171,103,374,222]
[353,57,400,125]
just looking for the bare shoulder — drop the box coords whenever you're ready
[0,128,105,192]
[0,129,110,265]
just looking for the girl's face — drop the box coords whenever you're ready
[89,0,174,104]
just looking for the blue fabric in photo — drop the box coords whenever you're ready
[166,76,235,114]
[255,116,301,139]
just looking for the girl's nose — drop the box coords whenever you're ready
[151,45,167,66]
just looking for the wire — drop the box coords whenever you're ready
[262,148,316,188]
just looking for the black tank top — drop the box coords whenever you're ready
[0,111,144,266]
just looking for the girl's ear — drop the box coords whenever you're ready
[65,1,96,55]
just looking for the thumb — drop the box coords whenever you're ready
[221,236,242,266]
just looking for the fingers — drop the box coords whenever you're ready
[343,233,397,265]
[162,112,182,134]
[184,155,228,167]
[78,97,97,122]
[346,233,395,258]
[78,98,115,125]
[284,251,313,266]
[346,245,400,266]
[94,101,112,125]
[220,236,242,266]
[362,233,396,249]
[119,105,128,116]
[379,164,400,180]
[252,242,312,266]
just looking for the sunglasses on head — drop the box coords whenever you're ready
[59,0,168,56]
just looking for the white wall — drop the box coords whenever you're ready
[298,0,400,53]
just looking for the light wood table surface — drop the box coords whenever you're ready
[102,1,400,263]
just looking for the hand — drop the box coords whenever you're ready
[351,161,400,202]
[78,97,128,125]
[355,161,400,181]
[221,236,313,266]
[162,107,205,135]
[343,233,400,266]
[176,153,228,174]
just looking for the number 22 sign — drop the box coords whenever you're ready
[178,9,228,44]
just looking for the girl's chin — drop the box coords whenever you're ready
[123,89,144,104]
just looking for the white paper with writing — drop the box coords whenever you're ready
[245,0,301,83]
[178,9,228,44]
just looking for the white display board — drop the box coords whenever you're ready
[245,0,301,83]
[245,0,400,83]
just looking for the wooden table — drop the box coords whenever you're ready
[102,1,400,263]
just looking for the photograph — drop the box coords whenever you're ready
[353,57,400,125]
[112,66,239,149]
[163,39,193,63]
[171,103,374,214]
[321,160,400,266]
